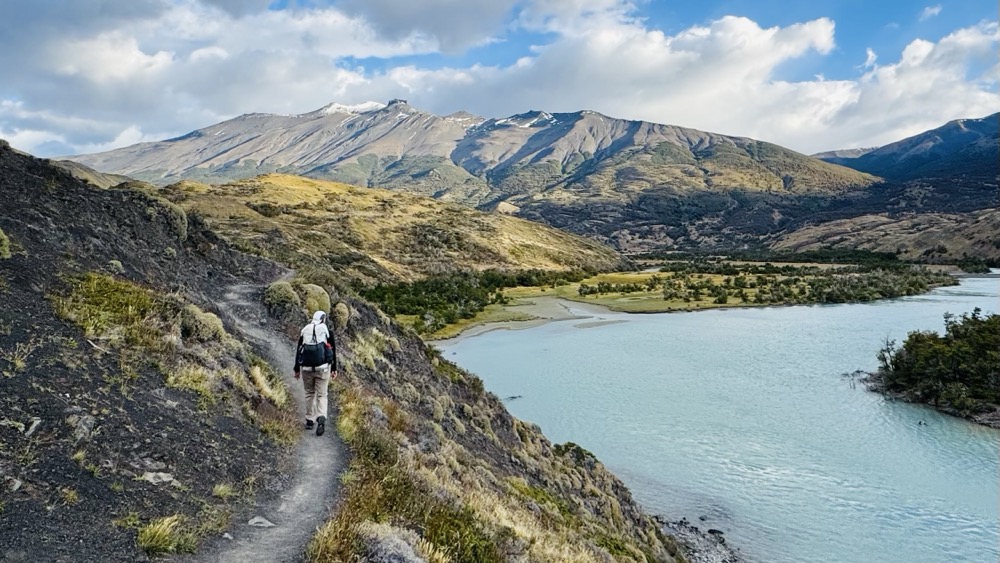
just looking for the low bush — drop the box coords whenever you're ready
[332,301,351,332]
[180,304,225,342]
[298,283,331,317]
[263,281,301,322]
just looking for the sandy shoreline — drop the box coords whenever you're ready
[427,297,625,346]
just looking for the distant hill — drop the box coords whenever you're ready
[779,116,999,262]
[815,114,999,181]
[151,174,623,286]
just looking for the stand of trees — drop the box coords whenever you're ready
[875,309,1000,416]
[651,262,954,305]
[362,269,591,334]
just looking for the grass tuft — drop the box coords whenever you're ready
[166,364,217,408]
[212,483,235,500]
[136,515,197,554]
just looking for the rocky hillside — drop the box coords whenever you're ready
[770,208,1000,263]
[0,140,298,561]
[1,141,707,561]
[147,173,623,287]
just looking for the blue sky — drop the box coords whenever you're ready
[0,0,996,156]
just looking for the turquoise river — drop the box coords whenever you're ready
[438,275,999,563]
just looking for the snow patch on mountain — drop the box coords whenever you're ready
[319,101,387,115]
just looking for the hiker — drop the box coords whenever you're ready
[294,310,337,436]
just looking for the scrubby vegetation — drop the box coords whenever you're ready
[51,272,296,440]
[869,309,1000,423]
[380,258,958,336]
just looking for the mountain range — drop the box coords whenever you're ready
[65,102,997,257]
[67,99,875,201]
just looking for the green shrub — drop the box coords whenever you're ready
[0,227,10,259]
[299,283,331,317]
[164,201,188,242]
[263,281,301,322]
[180,304,225,342]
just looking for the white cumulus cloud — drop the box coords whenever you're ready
[0,0,996,157]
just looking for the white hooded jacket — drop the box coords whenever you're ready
[301,310,331,345]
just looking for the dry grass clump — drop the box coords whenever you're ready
[132,505,233,555]
[137,515,196,554]
[0,227,11,259]
[167,364,216,407]
[211,483,235,500]
[249,363,289,408]
[350,327,400,370]
[332,301,351,331]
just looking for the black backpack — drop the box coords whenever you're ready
[298,324,326,368]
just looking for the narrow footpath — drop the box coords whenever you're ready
[182,283,346,563]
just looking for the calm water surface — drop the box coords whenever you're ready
[440,276,1000,563]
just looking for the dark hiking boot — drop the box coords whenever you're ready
[316,416,326,436]
[305,420,315,430]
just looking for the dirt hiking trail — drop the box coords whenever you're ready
[183,283,346,563]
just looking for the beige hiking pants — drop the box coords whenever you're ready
[301,365,330,422]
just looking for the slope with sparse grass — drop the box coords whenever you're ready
[149,173,623,286]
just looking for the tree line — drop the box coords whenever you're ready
[362,269,592,334]
[574,262,957,306]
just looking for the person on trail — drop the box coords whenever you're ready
[294,310,337,436]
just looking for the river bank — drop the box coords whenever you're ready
[426,296,622,345]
